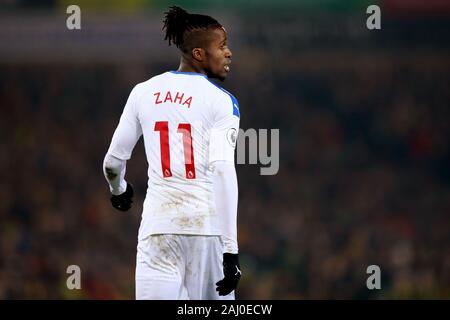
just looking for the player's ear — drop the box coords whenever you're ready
[192,47,205,62]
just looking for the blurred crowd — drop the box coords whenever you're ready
[0,45,449,299]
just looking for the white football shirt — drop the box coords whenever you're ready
[106,71,240,240]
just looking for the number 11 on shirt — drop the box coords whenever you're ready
[154,121,196,179]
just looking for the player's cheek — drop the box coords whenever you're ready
[213,56,223,73]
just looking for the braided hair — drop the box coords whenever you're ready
[163,6,223,53]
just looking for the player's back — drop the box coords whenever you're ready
[131,71,238,239]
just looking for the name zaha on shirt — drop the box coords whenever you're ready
[154,91,193,108]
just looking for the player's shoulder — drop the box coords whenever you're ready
[126,72,171,101]
[199,77,240,118]
[200,77,237,101]
[132,72,169,90]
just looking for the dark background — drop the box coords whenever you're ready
[0,0,449,299]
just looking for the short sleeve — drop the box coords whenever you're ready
[209,92,240,164]
[107,85,143,160]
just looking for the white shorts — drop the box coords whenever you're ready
[135,234,235,300]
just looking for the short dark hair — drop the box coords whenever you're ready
[162,6,223,53]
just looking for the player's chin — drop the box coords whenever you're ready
[213,71,228,82]
[207,68,229,81]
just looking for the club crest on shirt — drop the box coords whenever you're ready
[226,128,237,148]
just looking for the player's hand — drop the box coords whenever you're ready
[110,182,134,212]
[216,253,241,296]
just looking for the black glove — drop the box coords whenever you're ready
[110,183,134,212]
[216,253,241,296]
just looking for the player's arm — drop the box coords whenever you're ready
[103,85,143,211]
[212,161,241,296]
[212,161,238,253]
[209,93,241,295]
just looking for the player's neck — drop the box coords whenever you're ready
[177,59,207,77]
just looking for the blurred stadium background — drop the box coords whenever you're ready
[0,0,449,299]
